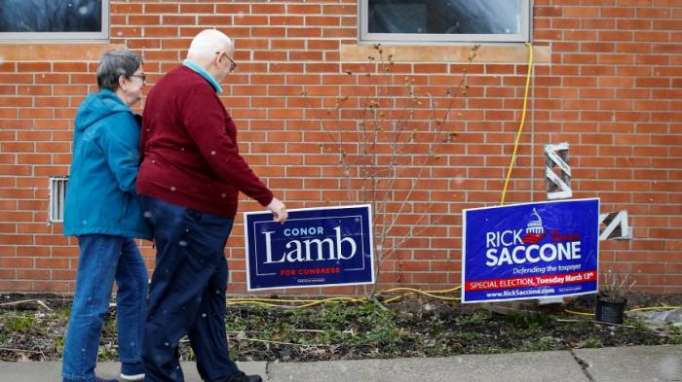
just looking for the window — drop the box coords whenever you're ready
[360,0,530,43]
[0,0,109,41]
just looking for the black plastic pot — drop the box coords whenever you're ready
[595,295,627,324]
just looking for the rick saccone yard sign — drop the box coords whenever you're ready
[462,198,600,303]
[244,205,374,291]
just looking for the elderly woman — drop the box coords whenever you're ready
[62,49,150,382]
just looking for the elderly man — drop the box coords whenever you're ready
[137,29,287,382]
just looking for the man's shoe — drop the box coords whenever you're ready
[226,371,263,382]
[120,372,145,381]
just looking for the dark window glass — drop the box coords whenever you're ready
[0,0,102,33]
[369,0,522,35]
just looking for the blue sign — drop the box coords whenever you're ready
[462,198,599,303]
[244,205,375,291]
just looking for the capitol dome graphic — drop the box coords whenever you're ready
[522,208,545,244]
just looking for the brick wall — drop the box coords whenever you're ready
[0,0,680,295]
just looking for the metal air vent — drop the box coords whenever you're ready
[49,176,68,223]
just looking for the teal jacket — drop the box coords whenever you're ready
[63,90,151,239]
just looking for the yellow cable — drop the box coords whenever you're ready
[225,286,462,309]
[229,297,319,304]
[626,306,681,313]
[564,305,681,317]
[378,287,461,301]
[382,286,461,295]
[500,42,534,205]
[564,309,594,317]
[228,300,294,308]
[293,297,367,309]
[383,296,403,304]
[228,296,367,309]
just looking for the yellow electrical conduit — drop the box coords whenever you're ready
[226,43,679,318]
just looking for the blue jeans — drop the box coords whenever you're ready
[140,196,240,382]
[62,235,148,382]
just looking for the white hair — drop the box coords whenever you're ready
[187,29,233,61]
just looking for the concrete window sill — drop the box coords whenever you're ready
[0,43,123,61]
[341,43,550,64]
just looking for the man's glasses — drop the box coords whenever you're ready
[217,51,237,73]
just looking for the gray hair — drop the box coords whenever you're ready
[187,29,233,61]
[96,49,143,91]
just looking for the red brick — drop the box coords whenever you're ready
[252,4,284,14]
[305,16,340,27]
[213,3,248,13]
[111,3,142,13]
[0,73,33,84]
[654,20,682,30]
[287,4,321,14]
[564,7,600,17]
[180,4,213,13]
[270,16,304,26]
[129,15,160,25]
[270,39,305,50]
[288,28,322,38]
[602,7,636,17]
[17,63,51,72]
[145,27,179,37]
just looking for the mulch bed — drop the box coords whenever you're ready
[1,292,680,362]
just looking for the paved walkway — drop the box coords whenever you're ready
[0,345,680,381]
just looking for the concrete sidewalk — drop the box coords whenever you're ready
[0,345,680,381]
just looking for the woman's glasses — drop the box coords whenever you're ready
[129,74,146,82]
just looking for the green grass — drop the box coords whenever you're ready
[3,314,35,333]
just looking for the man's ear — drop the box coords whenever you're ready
[118,75,127,90]
[215,51,225,67]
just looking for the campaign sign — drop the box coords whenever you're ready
[462,198,599,303]
[244,205,374,291]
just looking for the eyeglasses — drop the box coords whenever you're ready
[129,74,146,82]
[217,51,237,73]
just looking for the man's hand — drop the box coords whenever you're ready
[267,197,288,224]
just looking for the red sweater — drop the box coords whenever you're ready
[137,66,273,217]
